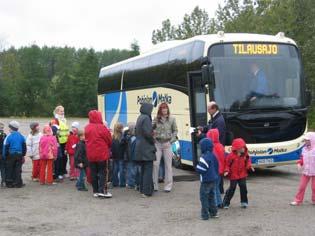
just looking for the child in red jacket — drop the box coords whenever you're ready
[65,122,80,180]
[223,138,254,209]
[207,128,225,208]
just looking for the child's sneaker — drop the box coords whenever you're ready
[223,205,229,209]
[32,178,39,182]
[97,193,106,198]
[93,193,99,198]
[290,201,300,206]
[104,192,113,198]
[210,214,219,218]
[241,202,248,208]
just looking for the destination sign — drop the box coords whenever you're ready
[233,44,278,55]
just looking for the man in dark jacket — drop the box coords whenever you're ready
[134,103,156,197]
[199,101,226,146]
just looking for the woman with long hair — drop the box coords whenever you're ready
[152,103,178,192]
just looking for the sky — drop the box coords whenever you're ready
[0,0,223,52]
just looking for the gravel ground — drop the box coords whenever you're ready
[0,118,315,236]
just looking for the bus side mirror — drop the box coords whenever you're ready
[305,90,312,106]
[201,64,215,88]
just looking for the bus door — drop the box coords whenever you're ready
[187,71,208,167]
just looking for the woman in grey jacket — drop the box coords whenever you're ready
[152,103,178,192]
[134,103,156,197]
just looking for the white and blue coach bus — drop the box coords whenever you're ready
[97,32,311,167]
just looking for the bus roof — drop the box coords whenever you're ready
[99,32,296,77]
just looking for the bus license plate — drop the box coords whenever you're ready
[257,158,274,165]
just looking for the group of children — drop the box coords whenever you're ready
[0,118,141,194]
[0,120,88,191]
[1,119,315,220]
[197,128,315,220]
[196,128,254,220]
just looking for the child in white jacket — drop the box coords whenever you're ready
[26,122,42,181]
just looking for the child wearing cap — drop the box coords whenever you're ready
[26,122,42,182]
[290,132,315,206]
[39,125,58,185]
[65,121,80,180]
[0,122,7,187]
[2,120,26,188]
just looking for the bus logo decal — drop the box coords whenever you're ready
[137,91,172,107]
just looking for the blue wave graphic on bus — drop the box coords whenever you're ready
[104,92,127,127]
[152,91,158,107]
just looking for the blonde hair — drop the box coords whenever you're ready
[53,105,64,115]
[113,122,123,140]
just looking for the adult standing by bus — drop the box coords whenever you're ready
[152,103,178,192]
[134,103,156,197]
[198,101,226,146]
[50,105,69,181]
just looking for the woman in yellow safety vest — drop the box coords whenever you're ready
[50,105,69,181]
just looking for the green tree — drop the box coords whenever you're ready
[152,6,216,44]
[130,40,140,57]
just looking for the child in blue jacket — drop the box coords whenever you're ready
[196,138,219,220]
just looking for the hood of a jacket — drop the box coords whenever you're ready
[304,132,315,150]
[140,103,153,116]
[231,138,247,152]
[88,110,103,124]
[200,138,213,154]
[206,128,220,143]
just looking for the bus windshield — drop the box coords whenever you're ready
[209,43,303,111]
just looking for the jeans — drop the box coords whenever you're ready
[214,176,223,206]
[223,178,248,206]
[89,161,106,194]
[139,161,154,196]
[112,160,126,187]
[127,161,141,188]
[200,182,217,219]
[76,168,86,189]
[5,153,23,187]
[0,157,5,184]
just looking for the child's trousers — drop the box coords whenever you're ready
[40,159,53,184]
[32,160,40,179]
[223,178,248,206]
[200,181,217,219]
[69,155,79,178]
[294,174,315,204]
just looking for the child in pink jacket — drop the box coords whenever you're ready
[39,125,58,185]
[290,132,315,205]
